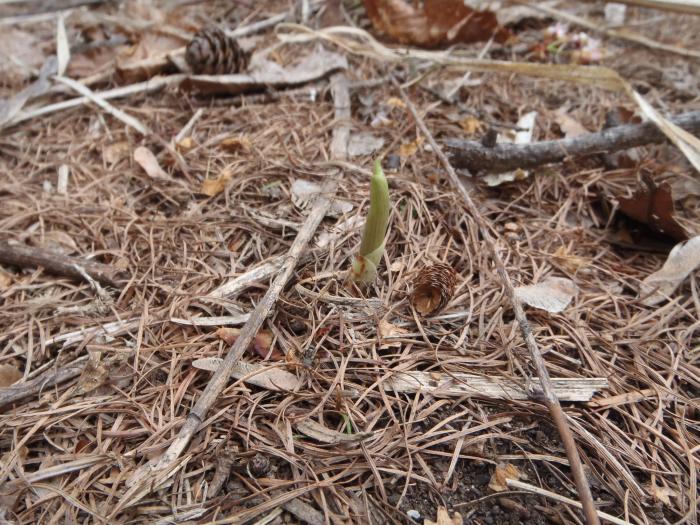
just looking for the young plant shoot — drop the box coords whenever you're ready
[351,159,390,283]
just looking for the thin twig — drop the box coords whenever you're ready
[111,72,351,516]
[392,78,601,525]
[0,241,126,288]
[445,110,700,173]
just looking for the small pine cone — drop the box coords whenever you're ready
[246,452,270,478]
[185,27,249,75]
[410,263,457,316]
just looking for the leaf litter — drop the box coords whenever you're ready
[0,1,699,524]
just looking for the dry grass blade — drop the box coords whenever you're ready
[392,79,601,525]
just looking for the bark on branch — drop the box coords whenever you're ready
[445,110,700,174]
[0,241,126,288]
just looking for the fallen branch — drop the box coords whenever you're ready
[0,357,87,410]
[445,110,700,174]
[112,72,351,516]
[0,241,126,288]
[394,79,601,525]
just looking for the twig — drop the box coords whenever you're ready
[0,241,126,288]
[445,110,700,174]
[507,479,633,525]
[112,72,350,516]
[610,0,700,14]
[0,356,88,410]
[393,79,601,525]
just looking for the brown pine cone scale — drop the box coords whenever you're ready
[185,27,250,75]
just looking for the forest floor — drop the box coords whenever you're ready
[0,1,699,524]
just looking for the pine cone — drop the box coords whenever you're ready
[411,263,457,316]
[185,27,249,75]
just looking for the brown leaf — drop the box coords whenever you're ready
[104,141,131,165]
[0,270,12,289]
[199,170,232,197]
[215,327,283,360]
[554,107,588,138]
[134,146,169,179]
[362,0,511,48]
[219,135,252,153]
[176,136,195,152]
[116,31,185,83]
[0,27,47,85]
[378,317,409,348]
[617,175,688,242]
[425,506,463,525]
[399,136,424,158]
[0,364,22,387]
[458,116,483,135]
[488,463,523,492]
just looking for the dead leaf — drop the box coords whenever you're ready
[348,132,385,157]
[35,230,79,254]
[291,179,353,217]
[104,141,131,165]
[639,235,700,306]
[554,107,588,138]
[617,175,688,242]
[424,506,463,525]
[0,57,57,129]
[362,0,510,48]
[385,97,406,109]
[219,135,252,153]
[0,364,22,387]
[488,463,523,492]
[378,317,409,348]
[133,146,169,179]
[116,31,185,82]
[0,27,47,84]
[192,357,302,391]
[176,136,195,152]
[183,47,347,95]
[75,357,109,394]
[515,276,578,313]
[199,170,232,197]
[553,245,590,273]
[216,327,283,360]
[647,482,677,506]
[399,136,424,158]
[458,116,483,135]
[0,270,12,289]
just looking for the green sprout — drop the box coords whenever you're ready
[351,159,390,283]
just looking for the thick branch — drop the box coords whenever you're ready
[445,110,700,174]
[0,241,126,288]
[395,79,601,525]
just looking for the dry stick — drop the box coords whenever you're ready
[0,356,88,410]
[445,110,700,174]
[393,79,601,525]
[111,73,350,516]
[0,241,125,288]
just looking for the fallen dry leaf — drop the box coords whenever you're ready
[458,116,483,135]
[104,141,131,165]
[647,482,677,506]
[554,107,588,138]
[399,136,424,158]
[219,135,252,153]
[0,364,22,387]
[0,270,12,288]
[0,27,47,84]
[176,136,195,152]
[116,31,185,82]
[199,170,232,197]
[362,0,510,48]
[385,97,406,109]
[488,463,523,492]
[192,357,302,391]
[133,146,169,179]
[515,276,578,313]
[378,317,409,348]
[348,132,385,157]
[639,235,700,306]
[424,506,463,525]
[216,327,283,360]
[291,179,353,217]
[553,245,590,273]
[617,176,688,242]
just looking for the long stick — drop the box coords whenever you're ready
[445,110,700,174]
[393,78,601,525]
[111,73,351,516]
[0,241,125,288]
